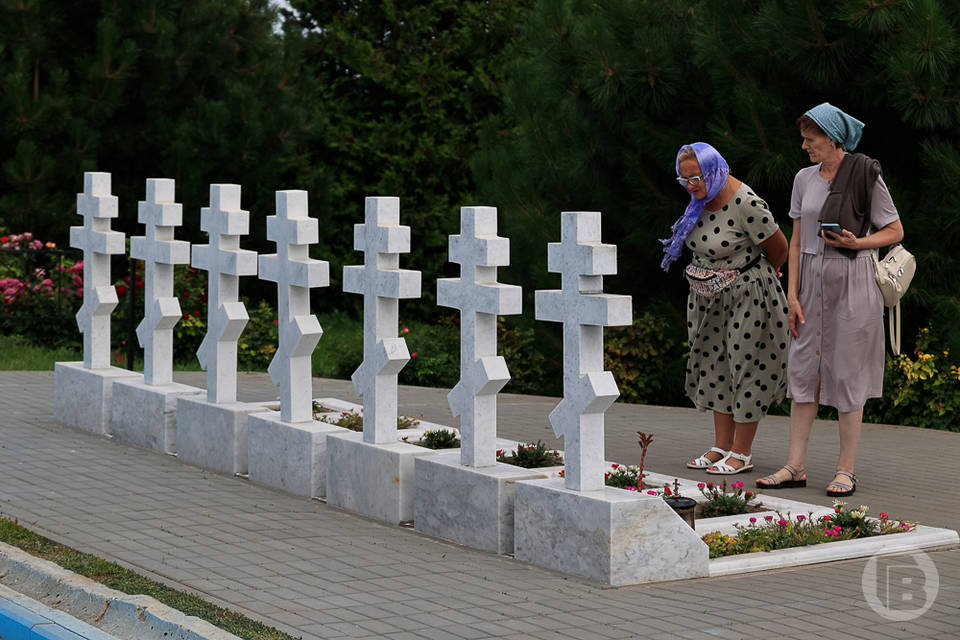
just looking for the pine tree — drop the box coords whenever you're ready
[284,0,530,306]
[475,0,960,353]
[0,0,323,253]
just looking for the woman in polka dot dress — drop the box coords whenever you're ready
[660,142,789,474]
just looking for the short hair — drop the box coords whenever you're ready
[796,115,843,149]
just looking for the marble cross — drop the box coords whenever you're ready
[437,207,522,466]
[535,212,632,491]
[191,184,258,404]
[259,190,329,423]
[343,197,421,444]
[70,172,126,370]
[130,179,191,386]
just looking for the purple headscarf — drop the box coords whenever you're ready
[660,142,730,271]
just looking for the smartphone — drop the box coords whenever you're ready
[819,222,842,236]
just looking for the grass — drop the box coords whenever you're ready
[0,334,81,370]
[0,310,363,378]
[0,516,298,640]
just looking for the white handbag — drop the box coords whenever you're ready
[874,243,916,355]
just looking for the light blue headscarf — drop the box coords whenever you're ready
[804,102,864,152]
[660,142,729,271]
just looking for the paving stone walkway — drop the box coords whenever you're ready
[0,370,957,640]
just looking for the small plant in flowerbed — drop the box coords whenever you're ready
[318,409,420,432]
[696,479,763,518]
[404,428,460,449]
[701,501,917,559]
[496,440,563,468]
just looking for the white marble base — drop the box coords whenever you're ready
[111,379,204,454]
[247,411,351,498]
[175,396,271,475]
[53,362,141,435]
[414,452,563,554]
[514,477,710,586]
[325,431,436,524]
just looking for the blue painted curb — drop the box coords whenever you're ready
[0,591,120,640]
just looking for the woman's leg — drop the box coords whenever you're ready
[756,399,816,485]
[689,411,734,467]
[829,408,862,488]
[706,413,757,471]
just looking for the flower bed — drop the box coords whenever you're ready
[702,501,916,558]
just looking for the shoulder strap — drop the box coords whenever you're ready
[888,302,901,356]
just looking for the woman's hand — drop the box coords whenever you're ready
[822,228,859,250]
[788,296,805,339]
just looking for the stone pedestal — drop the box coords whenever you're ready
[175,395,271,475]
[325,431,435,524]
[53,362,141,435]
[111,379,204,454]
[247,411,350,498]
[414,451,562,554]
[514,477,710,586]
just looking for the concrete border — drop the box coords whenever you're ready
[0,542,241,640]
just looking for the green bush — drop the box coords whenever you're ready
[865,326,960,431]
[604,311,686,405]
[496,440,563,468]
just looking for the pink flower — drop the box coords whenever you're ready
[402,327,410,333]
[732,481,744,489]
[822,515,831,521]
[611,463,619,469]
[749,517,756,523]
[411,352,418,358]
[778,519,788,526]
[764,515,774,521]
[697,482,706,489]
[797,515,806,521]
[646,490,658,496]
[625,486,637,491]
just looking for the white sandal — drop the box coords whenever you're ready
[705,451,754,475]
[686,447,730,469]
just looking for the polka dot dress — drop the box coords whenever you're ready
[683,183,788,423]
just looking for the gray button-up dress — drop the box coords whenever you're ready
[786,164,900,412]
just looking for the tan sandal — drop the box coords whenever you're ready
[826,470,856,497]
[756,464,806,489]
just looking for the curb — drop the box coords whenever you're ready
[0,541,242,640]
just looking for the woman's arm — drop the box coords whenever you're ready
[759,229,788,272]
[822,219,904,251]
[787,219,804,338]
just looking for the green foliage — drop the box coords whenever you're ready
[318,409,420,432]
[496,440,563,468]
[398,317,461,388]
[604,310,686,405]
[865,326,960,430]
[498,319,552,395]
[475,0,960,357]
[702,503,916,559]
[697,479,761,518]
[413,428,461,449]
[603,463,642,489]
[236,300,279,371]
[282,0,531,309]
[0,0,322,258]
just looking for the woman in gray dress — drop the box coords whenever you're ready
[661,142,789,475]
[756,103,904,496]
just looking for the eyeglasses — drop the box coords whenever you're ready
[676,175,704,186]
